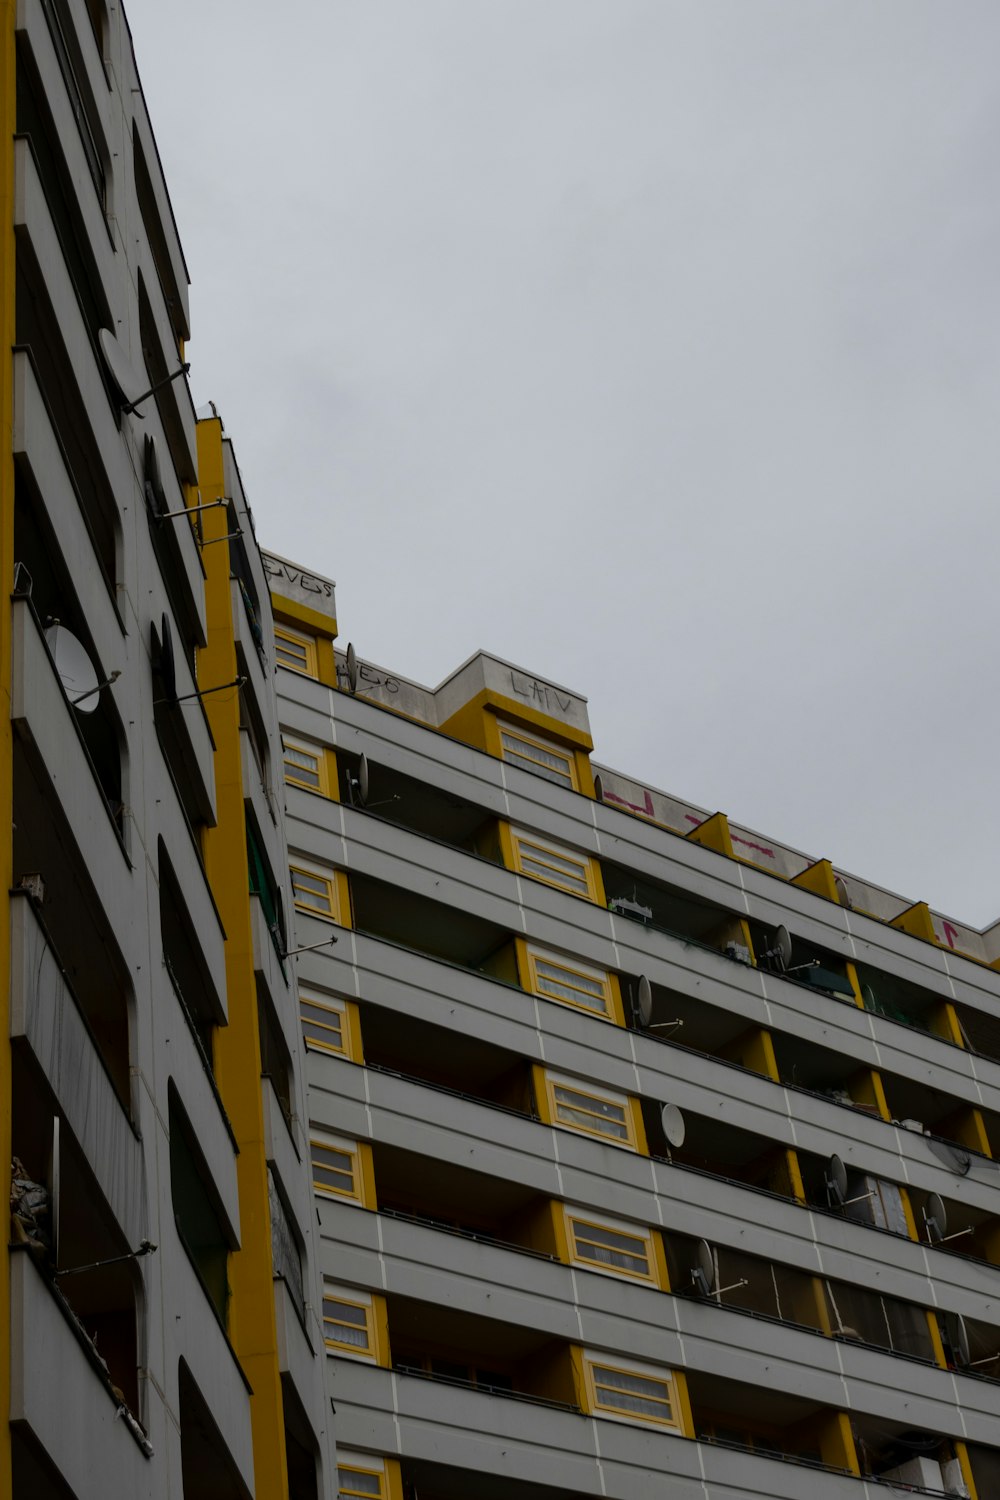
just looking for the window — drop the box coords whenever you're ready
[586,1355,678,1428]
[498,723,577,790]
[291,863,339,920]
[545,1072,636,1149]
[337,1456,385,1498]
[568,1212,655,1281]
[300,991,346,1056]
[275,623,318,677]
[283,736,329,795]
[512,829,595,899]
[527,947,611,1018]
[323,1286,373,1358]
[312,1134,360,1201]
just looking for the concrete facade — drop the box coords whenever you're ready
[2,3,330,1495]
[269,604,1000,1500]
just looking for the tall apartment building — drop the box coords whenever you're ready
[268,556,1000,1500]
[2,3,331,1496]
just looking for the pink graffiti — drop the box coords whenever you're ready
[602,787,655,819]
[942,920,959,949]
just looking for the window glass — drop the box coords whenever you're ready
[312,1136,358,1200]
[550,1080,632,1145]
[301,992,346,1055]
[589,1360,676,1426]
[291,864,337,918]
[338,1468,383,1499]
[529,949,610,1017]
[324,1291,372,1356]
[498,724,576,789]
[284,738,325,792]
[275,624,318,676]
[513,830,592,897]
[569,1216,653,1279]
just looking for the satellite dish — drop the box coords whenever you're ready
[346,642,358,694]
[156,612,177,704]
[826,1153,849,1207]
[661,1103,686,1149]
[861,984,877,1012]
[44,624,100,712]
[834,875,851,908]
[925,1192,947,1243]
[695,1239,716,1296]
[357,753,370,807]
[636,975,653,1029]
[143,433,165,519]
[98,327,147,411]
[774,924,793,970]
[946,1312,971,1368]
[594,773,604,802]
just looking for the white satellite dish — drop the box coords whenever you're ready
[98,327,147,411]
[45,624,100,712]
[593,773,604,802]
[357,753,370,807]
[834,875,851,908]
[661,1103,686,1149]
[774,924,793,970]
[636,975,653,1029]
[694,1239,716,1296]
[346,642,359,694]
[925,1192,947,1243]
[826,1153,849,1207]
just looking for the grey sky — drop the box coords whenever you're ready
[129,2,1000,925]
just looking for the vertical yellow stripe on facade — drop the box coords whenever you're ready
[196,418,290,1499]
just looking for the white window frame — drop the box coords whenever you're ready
[584,1348,679,1429]
[312,1130,361,1202]
[526,945,612,1019]
[566,1206,656,1282]
[497,721,578,790]
[323,1282,375,1361]
[300,989,348,1057]
[544,1069,636,1151]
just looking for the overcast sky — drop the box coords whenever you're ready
[128,2,1000,925]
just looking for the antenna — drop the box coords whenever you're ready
[55,1239,157,1280]
[44,624,115,712]
[594,773,604,802]
[690,1239,749,1301]
[824,1154,877,1211]
[98,328,190,417]
[661,1103,686,1151]
[345,642,359,694]
[276,934,339,959]
[923,1192,973,1245]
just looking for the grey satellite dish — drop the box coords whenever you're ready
[98,327,147,411]
[157,612,177,704]
[694,1239,716,1296]
[661,1103,686,1149]
[925,1192,947,1243]
[826,1153,849,1208]
[594,773,604,802]
[946,1312,971,1368]
[45,624,100,712]
[357,753,370,807]
[861,984,877,1011]
[834,875,851,908]
[143,432,165,519]
[346,642,359,694]
[774,924,793,970]
[636,975,653,1028]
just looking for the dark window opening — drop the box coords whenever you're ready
[258,978,293,1129]
[247,811,286,962]
[132,125,188,348]
[179,1360,251,1500]
[159,841,221,1070]
[37,0,106,207]
[169,1086,232,1327]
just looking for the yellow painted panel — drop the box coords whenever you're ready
[650,1229,670,1293]
[344,1000,365,1064]
[685,811,735,858]
[672,1368,695,1438]
[791,859,839,903]
[891,900,937,945]
[371,1293,391,1368]
[955,1441,981,1500]
[357,1141,378,1209]
[334,869,353,928]
[269,593,339,641]
[384,1459,404,1500]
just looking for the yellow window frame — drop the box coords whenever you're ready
[527,946,611,1018]
[567,1212,655,1282]
[511,828,596,900]
[290,862,339,920]
[337,1461,384,1498]
[586,1356,678,1428]
[283,735,331,795]
[275,623,319,677]
[498,722,578,790]
[323,1287,374,1359]
[545,1073,636,1149]
[300,990,346,1056]
[312,1133,360,1201]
